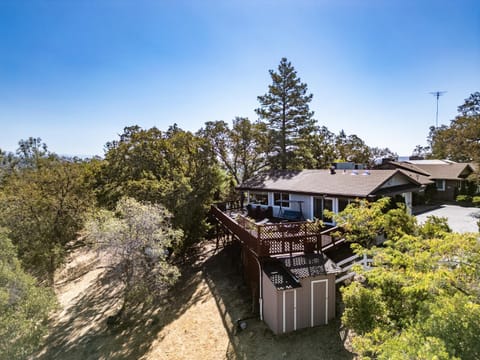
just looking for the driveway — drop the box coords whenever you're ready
[415,204,480,233]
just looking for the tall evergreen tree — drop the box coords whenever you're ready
[255,57,316,170]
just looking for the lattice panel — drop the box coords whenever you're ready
[213,205,330,257]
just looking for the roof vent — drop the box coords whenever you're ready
[362,170,371,176]
[351,170,358,175]
[329,166,336,175]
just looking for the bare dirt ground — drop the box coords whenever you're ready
[33,242,354,360]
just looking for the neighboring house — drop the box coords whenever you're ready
[210,168,424,334]
[379,160,474,202]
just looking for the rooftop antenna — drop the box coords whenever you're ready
[429,91,447,128]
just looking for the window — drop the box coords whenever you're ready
[249,192,268,205]
[313,198,323,219]
[338,198,350,212]
[273,192,290,207]
[323,198,334,223]
[313,197,334,223]
[435,179,445,191]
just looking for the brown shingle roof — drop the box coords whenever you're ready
[396,169,432,186]
[387,161,431,176]
[406,162,473,180]
[238,169,422,198]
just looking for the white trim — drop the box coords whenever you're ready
[282,290,297,333]
[282,289,297,332]
[256,256,263,321]
[313,197,337,225]
[311,279,329,327]
[435,179,446,191]
[294,289,297,331]
[273,192,291,208]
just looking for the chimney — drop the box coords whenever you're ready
[330,166,336,175]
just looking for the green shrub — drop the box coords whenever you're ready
[456,194,471,203]
[472,196,480,207]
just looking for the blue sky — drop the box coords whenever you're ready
[1,0,479,157]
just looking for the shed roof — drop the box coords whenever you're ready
[238,169,422,198]
[263,261,300,290]
[263,253,340,290]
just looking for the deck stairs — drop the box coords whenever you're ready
[335,253,372,284]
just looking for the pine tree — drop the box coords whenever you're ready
[255,58,316,170]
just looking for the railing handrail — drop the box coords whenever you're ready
[211,204,345,257]
[336,254,361,267]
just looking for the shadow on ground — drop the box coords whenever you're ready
[412,204,444,216]
[34,246,211,360]
[34,242,354,360]
[202,244,355,360]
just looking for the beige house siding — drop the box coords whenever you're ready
[262,272,336,334]
[262,271,279,333]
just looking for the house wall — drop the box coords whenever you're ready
[379,173,411,189]
[248,192,312,219]
[262,272,336,334]
[262,271,279,333]
[289,193,311,218]
[299,274,336,325]
[433,179,458,201]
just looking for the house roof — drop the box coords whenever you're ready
[238,169,423,198]
[386,161,431,176]
[384,162,433,185]
[405,161,474,180]
[408,159,456,165]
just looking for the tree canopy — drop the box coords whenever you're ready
[424,92,480,164]
[0,228,56,360]
[84,197,181,308]
[339,199,480,359]
[96,125,223,251]
[199,117,269,186]
[0,141,95,282]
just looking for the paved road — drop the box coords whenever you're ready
[415,204,480,233]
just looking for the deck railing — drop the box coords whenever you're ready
[211,204,344,257]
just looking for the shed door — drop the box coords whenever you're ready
[311,279,328,326]
[282,290,296,333]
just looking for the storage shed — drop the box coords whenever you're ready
[262,253,340,334]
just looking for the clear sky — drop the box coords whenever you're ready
[1,0,479,157]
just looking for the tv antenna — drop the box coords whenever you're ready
[429,91,447,128]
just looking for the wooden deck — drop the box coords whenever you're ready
[210,204,344,257]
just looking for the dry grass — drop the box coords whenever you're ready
[33,242,354,360]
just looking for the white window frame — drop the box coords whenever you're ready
[312,197,337,225]
[248,191,269,205]
[435,179,445,191]
[273,192,290,208]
